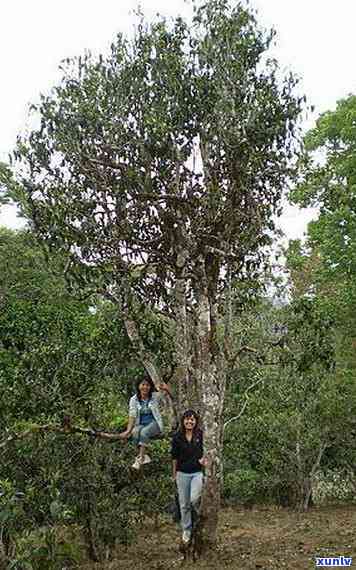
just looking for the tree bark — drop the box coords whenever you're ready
[124,317,163,387]
[173,261,195,412]
[194,256,226,549]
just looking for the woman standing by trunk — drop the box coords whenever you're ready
[171,410,207,544]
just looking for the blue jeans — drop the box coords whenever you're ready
[131,420,161,446]
[176,471,203,531]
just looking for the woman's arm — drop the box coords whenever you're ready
[119,415,135,439]
[158,382,173,399]
[95,415,135,441]
[121,395,137,438]
[95,431,121,441]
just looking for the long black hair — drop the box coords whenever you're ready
[135,376,156,401]
[179,409,201,438]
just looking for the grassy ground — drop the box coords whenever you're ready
[81,504,355,569]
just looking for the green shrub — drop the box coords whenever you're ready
[223,469,263,505]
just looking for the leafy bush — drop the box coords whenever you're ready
[9,527,84,570]
[223,469,263,505]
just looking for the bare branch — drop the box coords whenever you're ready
[223,375,265,432]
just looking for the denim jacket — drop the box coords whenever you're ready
[128,392,164,432]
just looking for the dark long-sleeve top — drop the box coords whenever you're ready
[171,429,203,474]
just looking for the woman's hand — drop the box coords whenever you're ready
[118,430,130,440]
[199,456,209,467]
[158,382,173,399]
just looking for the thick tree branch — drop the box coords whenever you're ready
[0,421,121,449]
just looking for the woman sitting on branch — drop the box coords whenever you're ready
[100,376,172,470]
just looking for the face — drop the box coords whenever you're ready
[183,415,197,431]
[139,380,151,398]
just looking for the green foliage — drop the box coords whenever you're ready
[2,409,173,565]
[293,94,356,210]
[290,94,356,333]
[286,97,356,485]
[0,480,26,543]
[285,296,335,372]
[0,161,24,211]
[9,526,85,570]
[223,467,263,506]
[0,228,174,564]
[223,298,356,510]
[0,229,125,427]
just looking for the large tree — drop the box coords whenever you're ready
[9,0,303,547]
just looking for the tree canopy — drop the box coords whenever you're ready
[11,1,303,312]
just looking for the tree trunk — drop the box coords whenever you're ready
[199,364,224,548]
[301,442,326,512]
[121,251,227,552]
[173,263,199,412]
[302,477,313,512]
[194,259,226,550]
[0,529,7,570]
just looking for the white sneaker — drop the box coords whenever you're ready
[182,530,191,544]
[132,456,142,470]
[141,454,151,465]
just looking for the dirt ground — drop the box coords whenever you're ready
[82,504,355,569]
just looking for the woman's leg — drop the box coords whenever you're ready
[190,471,203,523]
[131,425,142,445]
[137,420,161,461]
[130,426,143,467]
[176,472,193,533]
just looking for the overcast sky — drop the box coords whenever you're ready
[1,0,355,238]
